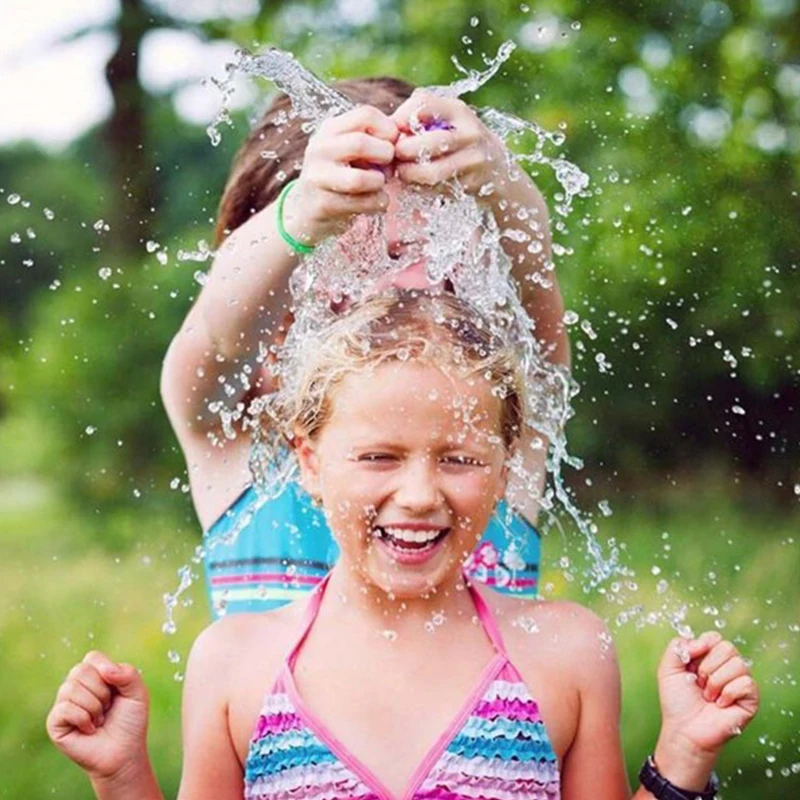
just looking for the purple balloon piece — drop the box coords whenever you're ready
[423,118,455,131]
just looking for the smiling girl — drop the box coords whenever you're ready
[48,292,758,800]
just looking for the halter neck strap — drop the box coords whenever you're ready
[465,576,509,657]
[285,571,509,670]
[286,572,331,670]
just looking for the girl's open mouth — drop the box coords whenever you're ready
[372,526,451,563]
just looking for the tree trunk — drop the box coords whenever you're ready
[104,0,155,256]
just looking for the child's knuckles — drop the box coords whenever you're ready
[728,655,748,677]
[713,640,737,661]
[339,170,371,194]
[352,104,390,132]
[705,673,724,696]
[83,650,114,671]
[348,132,373,157]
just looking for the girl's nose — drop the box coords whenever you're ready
[393,460,441,513]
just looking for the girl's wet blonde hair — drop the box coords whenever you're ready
[276,290,526,449]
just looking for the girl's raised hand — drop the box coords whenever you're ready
[46,651,150,780]
[391,90,508,199]
[657,632,759,758]
[282,105,399,246]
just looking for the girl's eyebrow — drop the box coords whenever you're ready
[348,441,406,451]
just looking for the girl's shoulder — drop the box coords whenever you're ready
[186,596,309,698]
[483,588,618,681]
[477,588,620,761]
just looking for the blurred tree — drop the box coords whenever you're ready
[2,0,798,526]
[104,0,157,253]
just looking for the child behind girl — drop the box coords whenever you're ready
[49,292,758,800]
[160,77,569,616]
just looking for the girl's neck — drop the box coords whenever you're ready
[322,564,481,637]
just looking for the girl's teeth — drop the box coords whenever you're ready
[378,527,443,544]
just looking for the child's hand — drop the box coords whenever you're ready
[46,651,150,780]
[657,632,759,758]
[391,91,509,200]
[282,106,399,246]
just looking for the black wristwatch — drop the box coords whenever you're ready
[639,755,719,799]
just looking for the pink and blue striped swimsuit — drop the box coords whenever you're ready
[244,574,561,800]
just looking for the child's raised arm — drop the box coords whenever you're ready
[160,105,399,440]
[391,90,569,369]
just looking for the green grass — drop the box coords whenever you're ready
[1,483,798,797]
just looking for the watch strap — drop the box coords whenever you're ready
[639,755,718,799]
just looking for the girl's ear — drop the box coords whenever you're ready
[295,433,322,502]
[496,460,510,505]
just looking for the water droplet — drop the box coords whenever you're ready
[570,21,581,31]
[380,629,398,641]
[731,404,745,415]
[168,650,181,664]
[43,207,55,220]
[563,310,579,325]
[580,319,597,340]
[146,240,160,253]
[85,426,96,435]
[470,16,479,27]
[98,267,112,280]
[7,193,21,205]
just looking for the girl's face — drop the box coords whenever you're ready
[297,361,508,599]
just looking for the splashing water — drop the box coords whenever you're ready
[167,43,616,636]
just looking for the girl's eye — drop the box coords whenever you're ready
[442,455,484,467]
[360,453,396,462]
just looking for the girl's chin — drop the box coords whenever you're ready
[363,532,465,598]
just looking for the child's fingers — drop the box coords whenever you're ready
[715,674,760,712]
[317,165,390,199]
[69,662,114,709]
[96,662,148,703]
[47,699,97,738]
[323,105,399,141]
[703,654,750,702]
[56,677,106,723]
[394,129,467,162]
[321,132,395,167]
[391,91,471,132]
[695,639,739,689]
[396,147,485,188]
[658,632,722,677]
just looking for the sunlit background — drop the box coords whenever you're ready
[1,0,798,797]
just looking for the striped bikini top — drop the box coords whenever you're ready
[244,573,561,800]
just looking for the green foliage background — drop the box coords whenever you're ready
[1,0,798,797]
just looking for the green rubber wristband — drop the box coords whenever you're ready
[276,179,315,255]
